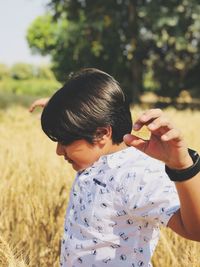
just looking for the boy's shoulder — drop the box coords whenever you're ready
[103,147,178,206]
[106,146,164,171]
[104,147,172,192]
[78,146,178,208]
[79,146,166,188]
[79,146,166,186]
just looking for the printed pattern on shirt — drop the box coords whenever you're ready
[60,147,180,267]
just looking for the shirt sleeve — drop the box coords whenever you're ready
[119,159,180,227]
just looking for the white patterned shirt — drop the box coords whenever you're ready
[60,147,180,267]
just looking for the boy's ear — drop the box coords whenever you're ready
[94,126,112,144]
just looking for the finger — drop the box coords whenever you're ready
[123,134,147,151]
[146,116,172,132]
[161,128,183,142]
[133,109,163,131]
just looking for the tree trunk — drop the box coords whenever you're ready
[131,59,143,103]
[128,0,143,103]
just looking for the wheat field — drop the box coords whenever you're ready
[0,105,200,267]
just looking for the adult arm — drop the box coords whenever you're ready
[123,108,200,241]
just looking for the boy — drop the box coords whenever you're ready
[32,68,200,266]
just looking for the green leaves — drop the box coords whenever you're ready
[26,0,200,100]
[11,63,34,80]
[26,14,61,56]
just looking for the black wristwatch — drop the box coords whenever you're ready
[165,149,200,182]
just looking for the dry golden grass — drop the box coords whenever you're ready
[0,105,200,266]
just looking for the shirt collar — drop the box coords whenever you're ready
[103,146,138,169]
[79,146,139,176]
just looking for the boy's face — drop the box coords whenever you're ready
[56,139,104,171]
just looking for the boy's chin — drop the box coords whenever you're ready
[72,163,91,172]
[71,163,85,172]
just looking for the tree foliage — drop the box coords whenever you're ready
[0,64,10,80]
[11,63,34,80]
[0,62,56,81]
[36,65,56,80]
[26,14,60,56]
[27,0,200,102]
[0,63,60,97]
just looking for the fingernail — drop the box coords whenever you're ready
[133,123,140,130]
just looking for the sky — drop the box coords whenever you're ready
[0,0,50,66]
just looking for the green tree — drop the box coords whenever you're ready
[26,14,60,56]
[11,63,34,80]
[27,0,200,101]
[0,64,10,80]
[36,65,56,80]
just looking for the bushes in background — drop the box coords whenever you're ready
[0,63,61,97]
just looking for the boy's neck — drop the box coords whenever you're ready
[104,141,128,156]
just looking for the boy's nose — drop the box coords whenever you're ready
[56,143,64,156]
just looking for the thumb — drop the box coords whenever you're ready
[123,134,146,151]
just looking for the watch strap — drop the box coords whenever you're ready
[165,149,200,182]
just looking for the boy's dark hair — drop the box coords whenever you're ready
[41,68,132,145]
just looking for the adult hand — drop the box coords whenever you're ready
[123,109,193,170]
[29,98,49,113]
